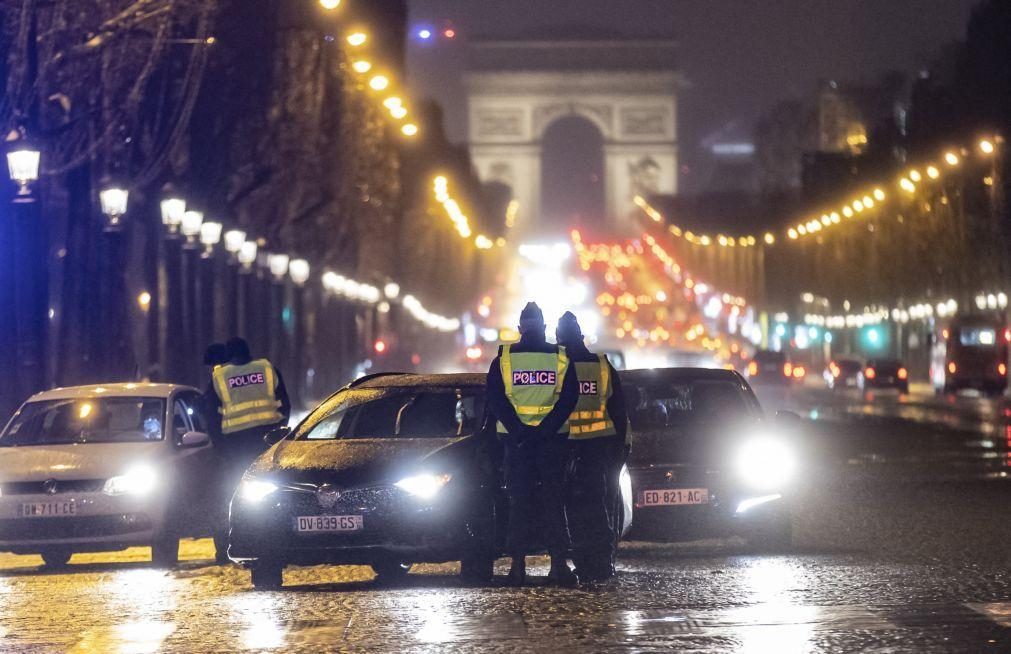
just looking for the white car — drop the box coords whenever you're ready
[0,383,220,567]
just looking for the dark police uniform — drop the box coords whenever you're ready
[559,325,629,581]
[487,333,579,577]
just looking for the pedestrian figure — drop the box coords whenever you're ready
[487,302,579,586]
[556,311,629,582]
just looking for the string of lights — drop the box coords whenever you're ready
[320,0,420,138]
[633,196,776,248]
[433,175,506,250]
[786,137,1001,240]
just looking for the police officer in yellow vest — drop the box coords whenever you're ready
[556,311,629,583]
[487,302,579,586]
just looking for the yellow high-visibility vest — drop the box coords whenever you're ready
[212,359,283,435]
[568,355,617,439]
[496,344,570,434]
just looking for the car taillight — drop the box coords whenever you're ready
[1000,363,1007,376]
[947,361,957,375]
[748,361,758,376]
[897,367,908,380]
[783,362,793,378]
[864,367,876,380]
[829,363,840,378]
[792,366,806,379]
[1005,329,1011,343]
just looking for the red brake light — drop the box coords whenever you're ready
[1000,363,1007,376]
[942,329,950,340]
[829,362,840,378]
[1005,329,1011,343]
[864,367,876,380]
[947,361,957,374]
[897,367,908,380]
[748,361,758,376]
[783,362,793,377]
[792,366,806,379]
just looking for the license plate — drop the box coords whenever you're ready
[294,515,363,533]
[641,488,708,506]
[19,501,77,517]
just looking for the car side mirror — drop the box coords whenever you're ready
[264,426,291,446]
[179,431,210,448]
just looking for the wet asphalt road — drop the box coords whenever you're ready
[5,386,1011,653]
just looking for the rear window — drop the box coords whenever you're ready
[837,360,863,373]
[1,398,166,446]
[625,380,757,430]
[958,328,997,347]
[754,351,785,364]
[298,387,486,440]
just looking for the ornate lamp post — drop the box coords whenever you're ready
[160,196,186,235]
[6,147,40,201]
[99,186,129,230]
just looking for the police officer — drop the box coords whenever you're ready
[487,302,579,586]
[205,337,291,559]
[556,311,629,582]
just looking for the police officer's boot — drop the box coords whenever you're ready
[547,554,578,587]
[506,556,526,587]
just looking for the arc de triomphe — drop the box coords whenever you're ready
[465,38,683,236]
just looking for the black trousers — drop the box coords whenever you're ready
[504,436,571,557]
[567,436,625,572]
[214,423,279,545]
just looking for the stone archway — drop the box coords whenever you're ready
[540,114,606,230]
[465,39,683,237]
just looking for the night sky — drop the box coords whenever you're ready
[406,0,982,193]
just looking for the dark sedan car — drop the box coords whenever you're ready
[622,368,797,549]
[228,372,633,589]
[861,359,909,393]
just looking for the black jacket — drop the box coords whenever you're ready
[202,357,292,437]
[560,340,628,442]
[486,333,579,439]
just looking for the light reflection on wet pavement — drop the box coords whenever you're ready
[2,391,1011,651]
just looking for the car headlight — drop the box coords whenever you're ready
[395,473,451,499]
[735,437,796,491]
[103,464,158,496]
[237,478,279,503]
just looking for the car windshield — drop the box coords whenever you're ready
[1,398,166,446]
[754,351,786,364]
[626,380,756,430]
[298,387,486,440]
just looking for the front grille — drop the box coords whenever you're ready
[631,466,717,488]
[0,514,152,541]
[1,480,106,495]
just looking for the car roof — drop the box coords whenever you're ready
[27,383,198,402]
[621,367,746,384]
[349,372,486,390]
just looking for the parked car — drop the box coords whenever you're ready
[861,359,909,393]
[825,359,863,389]
[228,372,633,589]
[622,368,797,549]
[0,383,220,567]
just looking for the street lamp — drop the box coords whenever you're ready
[268,253,290,280]
[237,240,258,269]
[289,259,311,286]
[384,282,400,299]
[160,197,186,235]
[223,229,246,256]
[181,210,203,246]
[99,187,129,230]
[199,221,222,256]
[6,147,40,199]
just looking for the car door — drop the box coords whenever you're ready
[171,392,218,537]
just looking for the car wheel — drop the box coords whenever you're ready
[40,548,72,568]
[250,560,284,590]
[371,560,411,583]
[747,514,793,553]
[151,535,179,568]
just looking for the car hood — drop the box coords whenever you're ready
[628,419,762,468]
[249,437,468,487]
[0,442,165,482]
